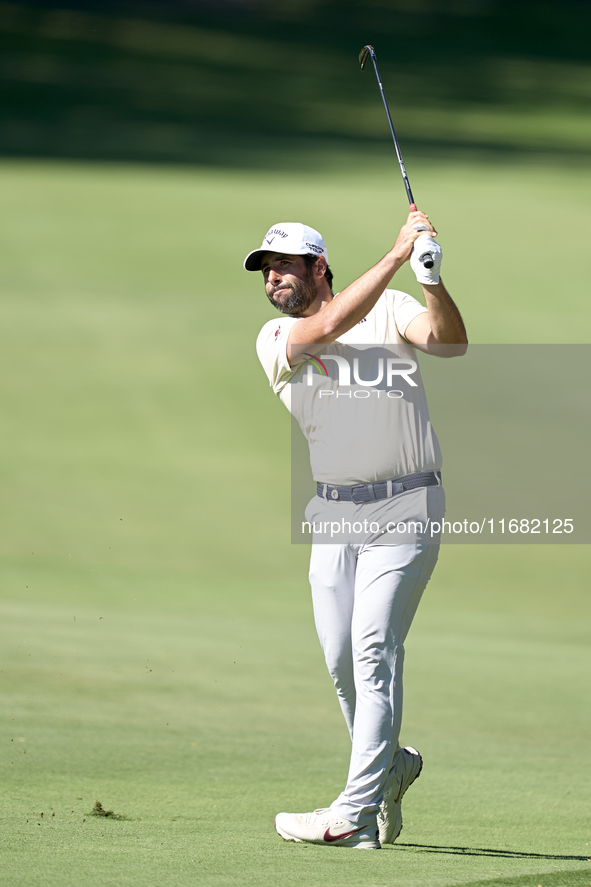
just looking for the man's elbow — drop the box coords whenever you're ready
[289,324,337,355]
[450,333,468,356]
[442,338,468,358]
[425,330,468,357]
[315,317,340,343]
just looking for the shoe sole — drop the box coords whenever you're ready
[274,817,380,849]
[275,818,302,843]
[380,747,423,844]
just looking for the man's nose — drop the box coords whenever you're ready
[269,268,282,285]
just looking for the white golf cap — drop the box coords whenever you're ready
[243,222,328,271]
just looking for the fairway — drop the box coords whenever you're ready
[1,159,590,887]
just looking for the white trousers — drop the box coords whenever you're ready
[307,490,443,827]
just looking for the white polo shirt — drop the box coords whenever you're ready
[256,289,442,485]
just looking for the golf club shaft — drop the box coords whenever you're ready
[360,45,434,268]
[364,47,416,210]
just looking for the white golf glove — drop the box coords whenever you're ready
[410,233,442,285]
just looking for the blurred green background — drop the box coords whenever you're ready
[0,2,590,886]
[1,0,591,167]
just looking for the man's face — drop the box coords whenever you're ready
[261,252,318,316]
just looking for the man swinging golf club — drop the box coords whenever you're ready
[245,207,467,848]
[245,40,468,848]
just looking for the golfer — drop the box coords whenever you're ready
[244,210,467,849]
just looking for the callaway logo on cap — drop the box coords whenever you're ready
[243,222,328,271]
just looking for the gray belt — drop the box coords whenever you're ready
[316,470,441,504]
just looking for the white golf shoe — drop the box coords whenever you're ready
[274,807,380,849]
[378,746,423,844]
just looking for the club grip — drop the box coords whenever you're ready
[411,203,434,266]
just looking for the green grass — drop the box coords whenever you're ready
[0,159,590,886]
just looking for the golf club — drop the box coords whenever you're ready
[359,44,434,269]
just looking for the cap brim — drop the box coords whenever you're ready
[243,249,267,271]
[244,246,316,271]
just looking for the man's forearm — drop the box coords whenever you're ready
[421,279,468,345]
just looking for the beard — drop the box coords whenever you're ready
[266,269,318,316]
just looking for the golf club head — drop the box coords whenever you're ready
[359,45,374,71]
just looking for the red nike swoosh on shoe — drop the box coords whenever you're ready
[323,826,364,843]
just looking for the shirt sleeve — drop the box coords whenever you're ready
[256,317,301,396]
[389,289,429,337]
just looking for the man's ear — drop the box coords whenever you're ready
[316,256,327,278]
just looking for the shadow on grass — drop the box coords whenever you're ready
[394,843,591,861]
